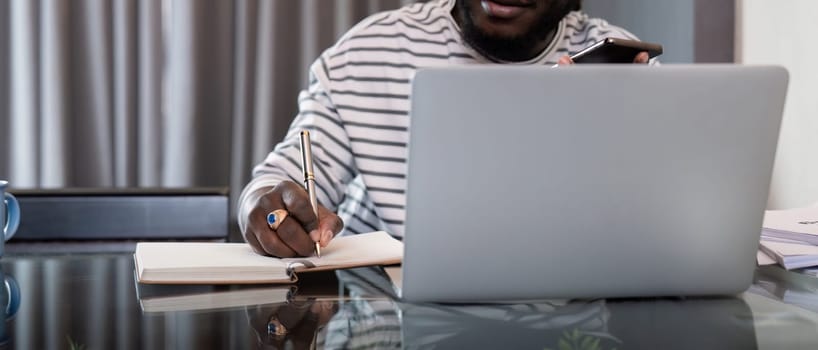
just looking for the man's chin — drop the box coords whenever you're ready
[456,0,558,61]
[474,20,532,40]
[466,33,535,61]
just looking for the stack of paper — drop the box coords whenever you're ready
[762,207,818,243]
[758,206,818,270]
[759,238,818,270]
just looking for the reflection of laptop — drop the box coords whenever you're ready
[402,298,756,349]
[401,65,789,302]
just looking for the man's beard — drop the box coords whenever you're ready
[457,0,578,62]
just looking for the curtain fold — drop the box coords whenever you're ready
[137,0,164,187]
[164,0,234,187]
[0,0,8,173]
[74,0,115,187]
[40,0,70,186]
[112,0,138,187]
[9,0,40,186]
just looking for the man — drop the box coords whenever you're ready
[239,0,649,257]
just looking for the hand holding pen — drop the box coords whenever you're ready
[242,133,344,258]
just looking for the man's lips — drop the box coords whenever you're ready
[480,0,533,20]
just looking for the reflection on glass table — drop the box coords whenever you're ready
[244,267,402,349]
[0,268,21,346]
[401,297,755,349]
[752,265,818,312]
[244,267,760,350]
[3,252,818,349]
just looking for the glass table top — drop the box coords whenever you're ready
[1,252,818,349]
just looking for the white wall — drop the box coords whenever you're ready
[737,0,818,209]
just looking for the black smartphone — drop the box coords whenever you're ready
[570,37,663,64]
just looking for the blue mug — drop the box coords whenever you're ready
[0,181,20,258]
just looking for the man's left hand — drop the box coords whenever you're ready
[557,51,650,65]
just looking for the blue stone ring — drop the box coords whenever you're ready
[266,209,288,230]
[267,317,287,336]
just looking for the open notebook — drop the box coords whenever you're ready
[134,231,402,284]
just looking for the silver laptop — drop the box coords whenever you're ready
[401,65,788,302]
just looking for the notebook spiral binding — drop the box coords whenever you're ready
[285,260,317,282]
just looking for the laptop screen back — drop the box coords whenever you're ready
[401,65,788,302]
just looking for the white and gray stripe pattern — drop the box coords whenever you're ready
[239,0,641,238]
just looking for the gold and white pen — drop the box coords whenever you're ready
[299,130,321,258]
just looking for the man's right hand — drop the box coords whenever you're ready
[244,181,344,257]
[246,299,338,348]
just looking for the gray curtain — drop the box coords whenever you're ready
[0,0,414,239]
[1,0,412,189]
